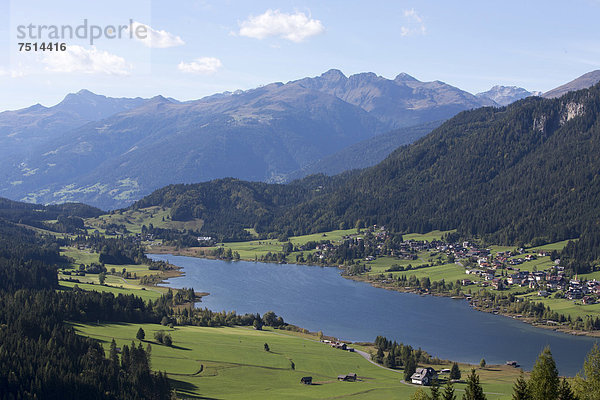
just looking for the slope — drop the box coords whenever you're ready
[283,120,443,180]
[273,83,600,248]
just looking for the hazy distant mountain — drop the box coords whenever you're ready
[283,120,443,181]
[543,70,600,99]
[0,70,503,209]
[1,83,387,208]
[476,85,541,106]
[0,90,147,161]
[292,69,496,128]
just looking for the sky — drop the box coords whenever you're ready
[0,0,599,111]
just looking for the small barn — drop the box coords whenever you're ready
[337,372,357,382]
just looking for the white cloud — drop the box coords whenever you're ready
[0,64,27,78]
[401,8,426,37]
[43,45,131,75]
[178,57,222,74]
[238,9,324,42]
[129,21,185,48]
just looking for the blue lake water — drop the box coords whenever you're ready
[150,254,598,375]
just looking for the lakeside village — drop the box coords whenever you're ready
[189,224,600,331]
[260,225,590,302]
[364,231,588,300]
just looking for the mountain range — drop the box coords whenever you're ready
[1,69,595,210]
[133,80,600,271]
[0,70,504,209]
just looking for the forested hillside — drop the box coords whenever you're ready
[283,120,442,180]
[275,84,600,242]
[0,209,172,399]
[134,84,600,268]
[130,173,352,240]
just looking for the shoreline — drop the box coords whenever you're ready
[147,245,600,339]
[146,262,209,301]
[355,275,600,338]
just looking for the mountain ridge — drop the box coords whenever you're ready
[543,70,600,99]
[0,69,498,209]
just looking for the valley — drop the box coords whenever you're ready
[2,67,600,399]
[4,2,600,398]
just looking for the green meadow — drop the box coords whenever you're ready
[206,228,358,261]
[518,292,600,320]
[402,230,455,242]
[373,262,471,284]
[59,281,163,301]
[86,206,204,234]
[73,322,517,399]
[58,246,170,301]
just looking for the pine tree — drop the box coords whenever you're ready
[573,342,600,399]
[136,327,145,341]
[529,346,559,400]
[384,351,396,368]
[146,343,152,370]
[121,344,130,371]
[463,369,486,400]
[376,347,385,364]
[430,379,440,400]
[109,338,119,366]
[557,378,577,400]
[450,362,461,380]
[512,373,531,400]
[442,380,456,400]
[404,356,417,382]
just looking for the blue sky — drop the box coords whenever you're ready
[0,0,599,111]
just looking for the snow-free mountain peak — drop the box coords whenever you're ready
[394,72,419,82]
[476,85,540,106]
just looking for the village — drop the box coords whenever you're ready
[302,225,597,305]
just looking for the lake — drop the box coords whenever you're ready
[150,254,598,375]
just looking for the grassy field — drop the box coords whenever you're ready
[205,228,359,261]
[60,247,158,278]
[86,206,204,234]
[534,240,577,251]
[59,281,163,301]
[402,230,455,242]
[73,322,518,399]
[58,246,171,301]
[380,263,470,284]
[518,292,600,320]
[507,255,556,273]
